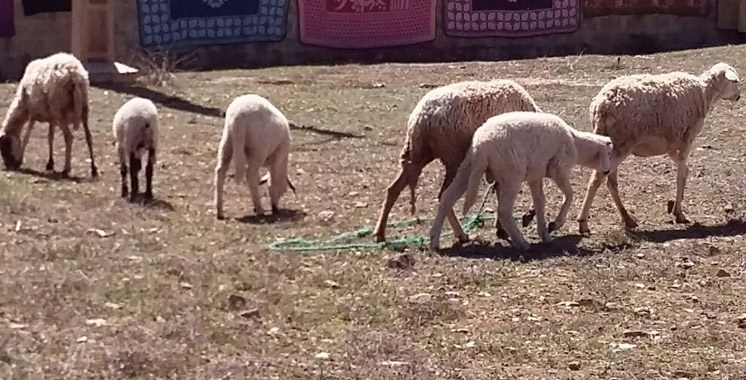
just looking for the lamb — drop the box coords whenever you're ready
[575,62,741,234]
[373,79,542,243]
[0,52,98,177]
[214,94,296,220]
[429,111,613,251]
[112,97,159,202]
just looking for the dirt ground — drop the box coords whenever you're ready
[1,44,746,379]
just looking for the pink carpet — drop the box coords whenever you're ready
[299,0,437,48]
[444,0,580,38]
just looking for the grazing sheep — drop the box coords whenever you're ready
[112,97,159,202]
[576,62,741,234]
[214,94,296,220]
[0,52,98,177]
[429,111,613,251]
[373,79,542,243]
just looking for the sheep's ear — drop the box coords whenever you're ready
[725,70,739,82]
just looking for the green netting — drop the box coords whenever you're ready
[266,184,495,252]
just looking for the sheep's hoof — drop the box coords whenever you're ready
[121,189,128,198]
[578,220,591,235]
[271,205,279,215]
[216,213,225,220]
[373,232,385,243]
[456,233,469,244]
[521,210,536,227]
[539,234,553,243]
[666,200,675,214]
[91,166,99,178]
[674,214,691,224]
[45,161,54,171]
[128,194,138,203]
[61,169,71,177]
[548,222,558,233]
[143,192,154,201]
[496,228,509,240]
[623,215,638,230]
[511,240,531,251]
[428,242,441,252]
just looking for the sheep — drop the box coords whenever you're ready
[0,52,98,177]
[214,94,296,220]
[112,97,159,202]
[575,62,741,234]
[372,79,542,243]
[428,111,613,251]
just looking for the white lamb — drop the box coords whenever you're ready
[0,52,98,177]
[112,97,159,202]
[373,79,542,243]
[576,62,741,234]
[214,94,296,220]
[429,111,613,251]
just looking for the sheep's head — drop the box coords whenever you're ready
[590,137,613,176]
[0,133,22,170]
[710,62,740,102]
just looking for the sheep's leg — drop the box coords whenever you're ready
[669,152,691,224]
[606,168,638,229]
[497,181,530,251]
[491,182,509,240]
[128,152,141,202]
[528,180,551,243]
[373,161,426,243]
[119,161,128,198]
[81,106,98,177]
[428,164,471,251]
[440,165,468,244]
[548,174,574,233]
[144,148,156,200]
[60,125,73,176]
[45,123,55,171]
[267,151,290,215]
[214,135,232,220]
[246,161,264,215]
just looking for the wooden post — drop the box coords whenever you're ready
[70,0,138,83]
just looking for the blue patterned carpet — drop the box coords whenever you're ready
[137,0,289,48]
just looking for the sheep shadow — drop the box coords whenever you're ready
[236,208,307,224]
[438,234,613,261]
[96,83,223,118]
[13,167,85,183]
[120,194,176,211]
[626,218,746,243]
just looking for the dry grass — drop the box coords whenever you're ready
[2,45,746,379]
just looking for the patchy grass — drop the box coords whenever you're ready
[2,45,746,379]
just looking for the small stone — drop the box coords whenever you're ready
[679,259,695,269]
[76,336,88,343]
[227,294,247,311]
[238,309,260,319]
[634,283,646,289]
[614,343,636,351]
[556,301,580,307]
[568,361,581,371]
[85,318,107,327]
[387,252,415,270]
[180,282,193,289]
[708,245,721,256]
[9,323,27,329]
[318,210,335,225]
[353,202,367,208]
[716,269,731,277]
[604,302,622,310]
[724,203,734,213]
[736,314,746,328]
[622,330,649,338]
[478,291,492,297]
[463,341,476,348]
[315,352,331,360]
[408,293,432,304]
[323,280,341,289]
[635,253,645,259]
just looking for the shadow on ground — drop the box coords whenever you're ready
[236,209,307,224]
[627,218,746,243]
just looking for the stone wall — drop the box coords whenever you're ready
[0,0,738,80]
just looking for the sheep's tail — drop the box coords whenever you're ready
[461,150,488,215]
[231,128,247,184]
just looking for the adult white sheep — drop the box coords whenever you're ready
[112,97,159,202]
[214,94,296,220]
[576,62,741,234]
[429,111,613,251]
[373,79,542,243]
[0,52,98,177]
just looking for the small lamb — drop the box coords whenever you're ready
[429,111,613,251]
[112,97,159,202]
[214,94,296,220]
[576,62,741,233]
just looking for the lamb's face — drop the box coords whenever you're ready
[597,139,613,175]
[0,133,22,170]
[714,63,740,101]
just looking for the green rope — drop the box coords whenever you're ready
[266,183,495,252]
